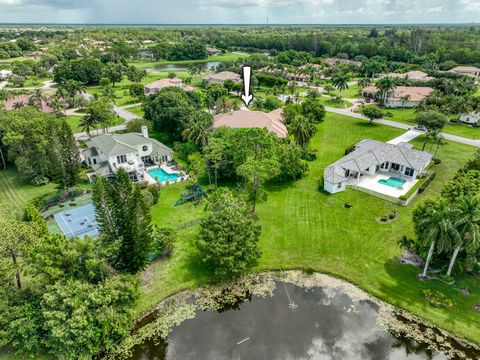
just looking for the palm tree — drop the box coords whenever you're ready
[376,76,396,106]
[288,114,317,150]
[101,86,116,104]
[182,112,213,148]
[331,74,350,98]
[30,89,45,109]
[357,77,372,90]
[447,197,480,276]
[13,101,24,110]
[417,200,458,278]
[287,82,298,102]
[79,115,97,137]
[48,95,66,117]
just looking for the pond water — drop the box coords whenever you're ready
[127,281,465,360]
[146,61,221,73]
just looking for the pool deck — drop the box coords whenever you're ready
[348,172,417,198]
[144,165,189,186]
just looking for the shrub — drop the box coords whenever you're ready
[418,171,436,193]
[152,225,177,257]
[423,289,453,308]
[388,211,396,219]
[147,184,161,204]
[344,144,356,155]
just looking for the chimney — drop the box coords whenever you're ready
[141,125,149,138]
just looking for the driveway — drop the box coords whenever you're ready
[387,130,422,145]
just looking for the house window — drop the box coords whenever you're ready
[92,159,97,165]
[88,158,91,165]
[405,167,414,177]
[391,163,400,171]
[117,155,127,164]
[345,169,350,177]
[337,183,342,189]
[142,145,148,151]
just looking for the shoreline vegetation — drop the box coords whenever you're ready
[109,271,480,360]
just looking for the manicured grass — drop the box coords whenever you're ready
[325,84,359,99]
[318,96,353,109]
[0,168,56,219]
[66,114,124,134]
[127,105,144,117]
[138,112,480,346]
[382,108,480,139]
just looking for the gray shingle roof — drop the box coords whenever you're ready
[324,139,432,184]
[86,133,172,158]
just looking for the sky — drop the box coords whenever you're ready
[0,0,479,24]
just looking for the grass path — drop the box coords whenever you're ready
[138,112,480,346]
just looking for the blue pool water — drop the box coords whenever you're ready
[378,177,406,188]
[147,168,181,182]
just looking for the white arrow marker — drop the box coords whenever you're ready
[241,66,253,107]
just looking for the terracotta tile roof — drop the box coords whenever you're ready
[385,71,434,81]
[363,86,433,102]
[204,71,241,82]
[144,78,195,92]
[449,66,480,75]
[3,95,54,113]
[213,109,287,138]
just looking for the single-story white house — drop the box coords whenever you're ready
[362,86,433,108]
[324,139,432,197]
[459,112,480,125]
[82,126,173,182]
[0,69,12,80]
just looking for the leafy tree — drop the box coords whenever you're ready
[128,82,145,102]
[102,62,125,87]
[143,87,196,140]
[204,137,225,187]
[0,219,39,289]
[92,169,153,273]
[441,170,480,203]
[415,111,448,151]
[54,58,104,85]
[125,118,153,133]
[197,188,261,279]
[84,99,116,134]
[126,65,147,83]
[301,98,326,124]
[151,225,177,257]
[263,95,283,111]
[360,105,384,124]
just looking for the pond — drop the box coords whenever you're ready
[146,61,221,73]
[125,275,478,360]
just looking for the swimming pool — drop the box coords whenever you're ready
[378,177,406,188]
[147,168,181,182]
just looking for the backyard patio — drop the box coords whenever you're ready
[347,172,418,198]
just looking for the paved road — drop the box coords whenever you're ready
[326,106,480,148]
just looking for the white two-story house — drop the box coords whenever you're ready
[83,126,173,182]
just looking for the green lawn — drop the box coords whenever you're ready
[137,112,480,346]
[382,108,480,139]
[325,84,359,99]
[318,96,353,109]
[127,105,144,117]
[66,115,124,134]
[0,168,56,219]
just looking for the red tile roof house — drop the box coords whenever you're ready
[213,109,287,138]
[362,86,433,108]
[449,66,480,78]
[3,94,54,113]
[203,71,242,85]
[144,78,195,95]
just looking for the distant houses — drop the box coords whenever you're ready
[385,70,434,82]
[449,66,480,78]
[213,109,287,138]
[82,126,173,182]
[203,71,241,85]
[459,112,480,125]
[323,58,362,67]
[3,94,55,113]
[207,47,222,56]
[144,78,195,95]
[0,69,12,80]
[362,86,433,108]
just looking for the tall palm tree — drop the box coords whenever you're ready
[417,200,458,278]
[376,76,396,105]
[182,111,213,148]
[79,115,97,137]
[447,197,480,276]
[357,77,372,90]
[101,86,116,104]
[48,95,66,117]
[288,114,317,149]
[331,73,350,98]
